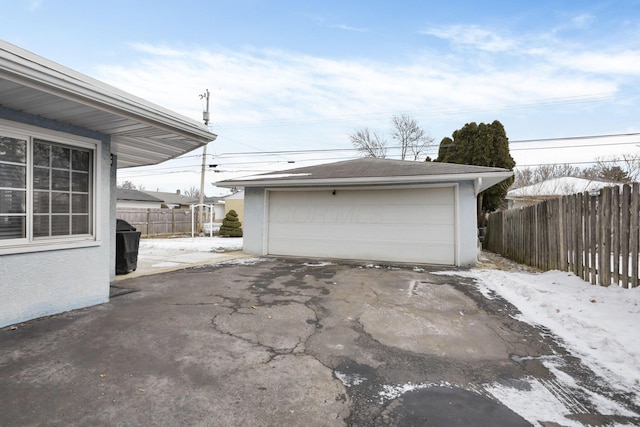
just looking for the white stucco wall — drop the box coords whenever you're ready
[241,182,481,267]
[457,180,480,266]
[0,134,111,328]
[242,187,267,255]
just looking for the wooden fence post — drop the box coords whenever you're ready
[589,193,597,285]
[575,193,583,279]
[612,186,620,287]
[621,185,630,288]
[631,183,639,288]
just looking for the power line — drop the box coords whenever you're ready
[204,132,640,158]
[117,131,640,179]
[511,140,640,151]
[515,158,637,168]
[509,132,640,144]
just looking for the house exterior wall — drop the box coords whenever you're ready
[241,182,481,267]
[0,112,112,328]
[225,199,245,224]
[242,187,267,254]
[213,204,225,222]
[457,180,480,266]
[109,154,117,284]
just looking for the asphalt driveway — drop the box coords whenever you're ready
[1,258,635,426]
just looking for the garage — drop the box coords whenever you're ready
[217,158,513,266]
[267,186,456,264]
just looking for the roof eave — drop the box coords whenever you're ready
[0,41,216,168]
[217,171,514,189]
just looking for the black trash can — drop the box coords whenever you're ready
[115,219,141,275]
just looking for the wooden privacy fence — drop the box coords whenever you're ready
[485,183,639,288]
[116,208,206,237]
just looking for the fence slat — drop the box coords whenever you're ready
[620,185,630,288]
[485,184,637,290]
[612,186,620,287]
[116,208,209,237]
[631,183,639,288]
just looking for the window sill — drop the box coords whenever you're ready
[0,238,102,256]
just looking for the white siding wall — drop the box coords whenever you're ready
[0,138,111,328]
[242,187,266,255]
[457,181,480,266]
[241,182,481,267]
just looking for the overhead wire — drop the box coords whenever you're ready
[117,131,640,179]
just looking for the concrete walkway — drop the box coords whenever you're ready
[115,247,253,280]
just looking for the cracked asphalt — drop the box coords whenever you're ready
[1,258,637,426]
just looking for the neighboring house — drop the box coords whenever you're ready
[202,195,226,221]
[0,41,216,328]
[141,190,194,209]
[116,188,164,209]
[223,190,245,223]
[506,177,624,209]
[217,158,512,266]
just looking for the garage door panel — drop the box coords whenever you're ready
[268,239,455,264]
[268,187,456,265]
[381,204,454,224]
[268,236,454,264]
[270,204,454,226]
[269,222,454,242]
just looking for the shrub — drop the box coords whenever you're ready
[219,210,243,237]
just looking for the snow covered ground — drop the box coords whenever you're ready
[435,255,640,426]
[138,238,640,424]
[139,236,243,253]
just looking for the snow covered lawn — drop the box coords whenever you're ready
[139,236,243,253]
[436,254,640,425]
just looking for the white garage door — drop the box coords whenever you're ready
[267,187,456,265]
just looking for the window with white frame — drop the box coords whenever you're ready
[0,128,96,247]
[0,135,27,240]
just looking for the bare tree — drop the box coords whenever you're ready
[118,180,137,190]
[619,153,640,182]
[584,154,640,183]
[513,164,581,188]
[391,115,435,160]
[583,161,631,183]
[184,186,201,198]
[349,128,387,158]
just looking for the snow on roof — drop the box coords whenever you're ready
[218,158,513,193]
[507,177,624,198]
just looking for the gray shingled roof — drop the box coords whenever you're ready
[116,188,164,203]
[269,158,508,179]
[141,191,195,205]
[219,158,511,185]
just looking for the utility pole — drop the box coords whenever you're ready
[198,89,210,233]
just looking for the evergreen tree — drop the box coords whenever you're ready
[436,120,515,225]
[219,210,243,237]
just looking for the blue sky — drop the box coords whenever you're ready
[2,0,640,194]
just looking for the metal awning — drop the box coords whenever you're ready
[0,40,216,168]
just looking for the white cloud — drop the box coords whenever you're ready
[96,42,618,129]
[128,42,188,57]
[571,13,595,29]
[555,50,640,75]
[420,25,517,52]
[329,23,368,32]
[105,36,638,191]
[25,0,42,11]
